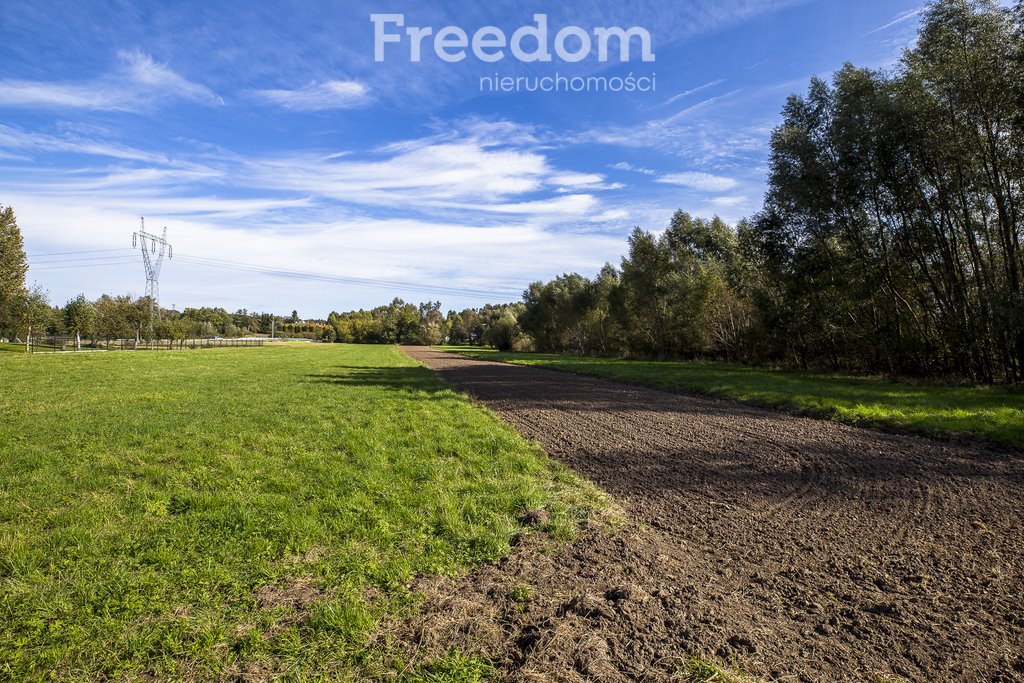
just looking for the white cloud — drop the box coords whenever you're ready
[656,172,738,192]
[253,80,370,111]
[572,83,794,228]
[664,90,744,124]
[433,193,598,216]
[594,208,630,222]
[864,8,923,36]
[0,123,173,164]
[118,50,223,105]
[549,172,621,191]
[550,172,606,187]
[663,79,726,106]
[710,195,748,208]
[609,162,657,176]
[243,142,549,206]
[0,119,618,224]
[0,81,112,109]
[0,51,222,110]
[450,118,541,147]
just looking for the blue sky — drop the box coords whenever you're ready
[1,0,926,316]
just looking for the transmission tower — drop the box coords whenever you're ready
[132,217,173,321]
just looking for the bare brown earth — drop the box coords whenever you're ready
[389,347,1024,682]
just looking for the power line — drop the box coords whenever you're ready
[28,259,140,271]
[26,248,132,258]
[28,254,141,265]
[26,244,520,301]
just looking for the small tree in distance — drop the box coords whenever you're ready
[64,294,96,350]
[18,286,51,352]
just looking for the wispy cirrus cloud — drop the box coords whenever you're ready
[0,123,173,164]
[0,117,620,228]
[551,172,606,187]
[656,171,738,192]
[709,195,748,208]
[864,8,923,36]
[225,117,619,220]
[244,142,549,204]
[663,90,745,124]
[663,79,726,106]
[0,50,222,111]
[572,77,801,168]
[609,162,656,175]
[253,80,370,111]
[118,51,223,105]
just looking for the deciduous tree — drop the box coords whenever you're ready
[0,205,28,337]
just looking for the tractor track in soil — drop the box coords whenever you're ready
[386,347,1024,682]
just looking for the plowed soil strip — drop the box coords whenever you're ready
[398,347,1024,682]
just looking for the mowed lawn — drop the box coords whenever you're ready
[0,344,601,681]
[442,347,1024,451]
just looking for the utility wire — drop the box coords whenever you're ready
[29,254,142,265]
[26,249,519,301]
[26,248,133,258]
[28,259,140,271]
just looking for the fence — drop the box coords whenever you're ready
[26,336,266,353]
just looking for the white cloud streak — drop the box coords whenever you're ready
[656,172,738,192]
[864,8,923,36]
[0,124,173,164]
[609,162,657,175]
[663,79,726,106]
[253,80,370,111]
[0,51,222,110]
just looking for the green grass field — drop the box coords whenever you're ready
[0,344,603,681]
[441,347,1024,451]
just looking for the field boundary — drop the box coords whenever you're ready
[436,346,1024,454]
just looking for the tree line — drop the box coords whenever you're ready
[518,0,1024,383]
[325,299,525,349]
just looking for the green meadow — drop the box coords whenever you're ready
[0,344,602,681]
[442,347,1024,451]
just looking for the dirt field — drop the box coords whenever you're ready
[394,347,1024,682]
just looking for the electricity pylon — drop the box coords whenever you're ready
[132,217,172,322]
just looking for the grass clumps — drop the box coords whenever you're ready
[401,649,493,682]
[679,656,753,682]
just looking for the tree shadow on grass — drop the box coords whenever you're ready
[304,366,452,395]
